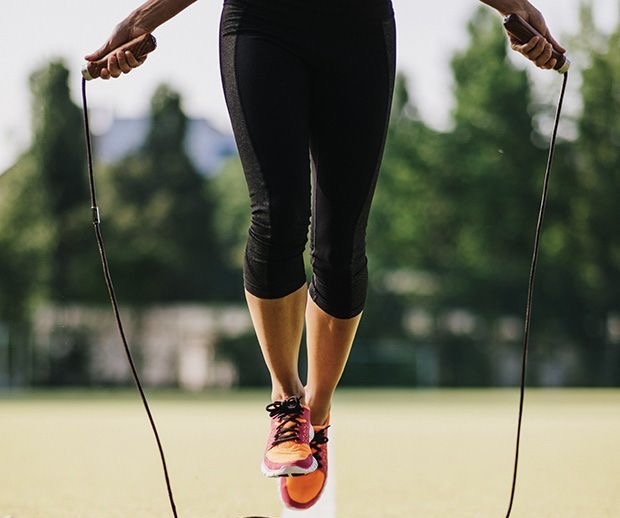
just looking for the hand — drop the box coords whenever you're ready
[84,21,150,79]
[508,6,566,70]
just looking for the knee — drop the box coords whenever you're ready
[247,198,310,261]
[309,254,368,319]
[244,201,311,299]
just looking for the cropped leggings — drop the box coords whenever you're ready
[219,0,396,319]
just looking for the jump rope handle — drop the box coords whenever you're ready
[503,14,570,74]
[82,33,157,80]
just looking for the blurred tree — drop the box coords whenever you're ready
[0,155,52,321]
[0,60,97,385]
[368,72,445,274]
[367,8,557,385]
[28,61,97,302]
[211,155,249,274]
[566,10,620,385]
[363,72,443,379]
[0,155,51,385]
[99,84,226,302]
[443,7,550,318]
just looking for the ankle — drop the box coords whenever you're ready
[304,392,331,426]
[310,410,330,427]
[271,384,306,405]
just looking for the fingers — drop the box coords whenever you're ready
[84,32,126,62]
[84,44,111,63]
[506,7,566,71]
[98,51,147,80]
[544,32,566,55]
[84,21,150,80]
[511,36,558,70]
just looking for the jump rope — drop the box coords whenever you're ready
[80,14,569,518]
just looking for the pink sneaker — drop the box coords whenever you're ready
[261,396,317,478]
[279,418,330,509]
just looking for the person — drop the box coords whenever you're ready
[86,0,565,510]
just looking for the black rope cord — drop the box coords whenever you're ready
[81,77,179,518]
[80,63,567,518]
[505,71,569,518]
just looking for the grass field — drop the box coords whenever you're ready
[1,388,619,518]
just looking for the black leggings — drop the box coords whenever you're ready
[220,0,396,319]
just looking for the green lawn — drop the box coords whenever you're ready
[1,389,619,517]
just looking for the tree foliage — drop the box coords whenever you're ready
[365,7,616,385]
[442,8,551,316]
[211,155,250,271]
[0,60,95,384]
[0,60,95,315]
[370,8,545,314]
[564,15,620,384]
[29,61,95,302]
[98,84,226,303]
[0,154,52,321]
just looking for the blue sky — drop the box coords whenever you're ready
[0,0,617,171]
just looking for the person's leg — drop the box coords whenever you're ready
[280,7,396,509]
[304,14,397,426]
[220,5,312,403]
[304,299,361,426]
[245,286,307,403]
[220,4,316,477]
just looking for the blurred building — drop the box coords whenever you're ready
[93,114,237,176]
[32,304,252,390]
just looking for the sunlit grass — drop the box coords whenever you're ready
[1,389,619,517]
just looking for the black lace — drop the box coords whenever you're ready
[310,426,329,468]
[266,396,307,446]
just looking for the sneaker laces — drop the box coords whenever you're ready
[310,426,329,468]
[266,396,308,446]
